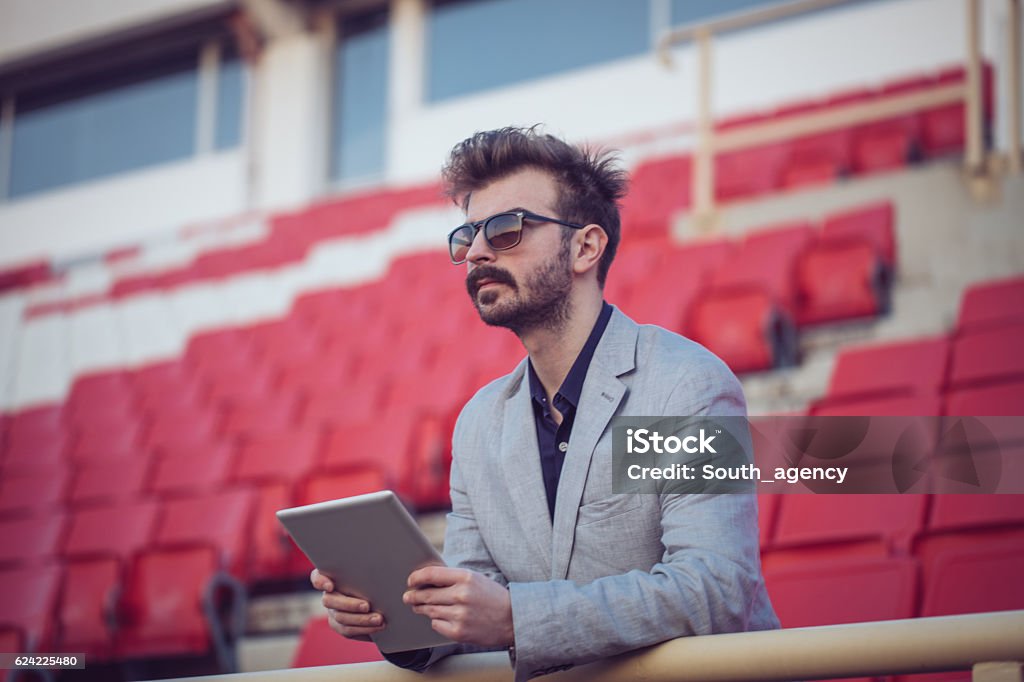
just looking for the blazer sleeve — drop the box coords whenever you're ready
[507,362,776,679]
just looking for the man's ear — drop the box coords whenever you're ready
[572,224,608,275]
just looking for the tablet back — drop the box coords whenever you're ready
[277,490,451,653]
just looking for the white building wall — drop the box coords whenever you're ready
[0,0,1016,268]
[0,151,247,266]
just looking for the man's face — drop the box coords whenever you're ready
[463,167,574,335]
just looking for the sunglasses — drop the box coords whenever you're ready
[447,210,585,265]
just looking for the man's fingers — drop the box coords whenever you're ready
[407,565,461,589]
[427,617,460,641]
[322,591,371,613]
[329,608,384,628]
[310,568,334,593]
[326,614,382,640]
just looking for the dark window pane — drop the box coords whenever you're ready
[10,66,197,198]
[215,56,245,150]
[331,11,389,180]
[427,0,649,102]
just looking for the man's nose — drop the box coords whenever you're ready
[465,226,495,265]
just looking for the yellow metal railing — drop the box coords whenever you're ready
[169,610,1024,682]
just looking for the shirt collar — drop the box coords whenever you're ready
[528,301,613,410]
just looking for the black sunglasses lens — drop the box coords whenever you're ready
[485,213,523,251]
[449,225,475,263]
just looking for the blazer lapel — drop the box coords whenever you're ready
[499,360,554,574]
[550,309,638,580]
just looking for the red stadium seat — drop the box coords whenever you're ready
[765,556,918,628]
[620,155,692,239]
[715,143,789,202]
[248,481,297,581]
[321,418,413,485]
[948,324,1024,388]
[220,395,299,439]
[117,546,245,670]
[781,156,842,190]
[59,558,121,659]
[688,288,797,373]
[149,444,233,497]
[920,534,1024,617]
[70,421,143,464]
[822,201,896,266]
[63,500,158,560]
[3,418,68,474]
[945,382,1024,417]
[232,430,320,485]
[956,275,1024,332]
[852,126,914,174]
[291,616,384,667]
[796,238,889,325]
[825,337,949,400]
[143,405,221,452]
[619,239,733,333]
[299,381,383,430]
[0,469,68,517]
[154,489,256,579]
[0,514,65,567]
[69,458,150,506]
[770,494,927,556]
[929,494,1024,534]
[299,468,388,507]
[0,564,61,652]
[713,222,816,309]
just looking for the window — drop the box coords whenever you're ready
[331,9,390,182]
[1,38,246,201]
[426,0,650,102]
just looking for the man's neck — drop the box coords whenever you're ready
[521,292,604,403]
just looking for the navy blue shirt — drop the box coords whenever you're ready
[527,301,613,521]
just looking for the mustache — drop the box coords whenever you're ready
[466,265,517,297]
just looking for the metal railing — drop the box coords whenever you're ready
[169,610,1024,682]
[655,0,1023,228]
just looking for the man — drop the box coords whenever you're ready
[313,126,778,680]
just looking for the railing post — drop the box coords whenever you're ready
[973,662,1024,682]
[965,0,985,175]
[693,27,716,230]
[1008,0,1022,175]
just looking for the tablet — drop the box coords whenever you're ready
[276,490,452,653]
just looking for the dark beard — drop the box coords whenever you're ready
[465,241,573,336]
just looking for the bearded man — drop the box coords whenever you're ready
[314,126,779,681]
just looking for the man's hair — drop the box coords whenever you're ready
[441,125,628,286]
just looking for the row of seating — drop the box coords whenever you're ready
[619,64,992,241]
[612,201,894,372]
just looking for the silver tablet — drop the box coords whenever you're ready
[276,490,452,653]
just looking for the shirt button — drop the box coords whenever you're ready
[558,442,569,452]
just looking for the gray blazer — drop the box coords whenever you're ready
[424,307,778,680]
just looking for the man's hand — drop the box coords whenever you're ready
[310,568,386,641]
[403,566,513,647]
